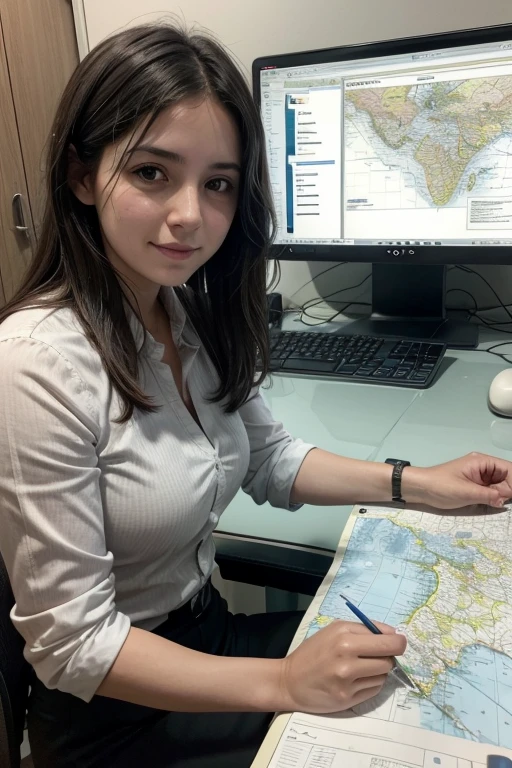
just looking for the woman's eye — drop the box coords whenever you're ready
[206,178,233,193]
[134,165,166,182]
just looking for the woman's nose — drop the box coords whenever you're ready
[166,185,202,232]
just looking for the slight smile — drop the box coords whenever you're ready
[152,243,199,261]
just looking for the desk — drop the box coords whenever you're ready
[214,321,512,586]
[226,322,512,768]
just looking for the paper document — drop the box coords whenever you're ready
[261,504,512,767]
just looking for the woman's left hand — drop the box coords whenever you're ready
[406,452,512,510]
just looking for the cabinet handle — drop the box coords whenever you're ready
[12,193,30,235]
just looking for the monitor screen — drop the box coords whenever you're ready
[254,25,512,263]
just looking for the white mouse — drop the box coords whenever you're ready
[489,369,512,417]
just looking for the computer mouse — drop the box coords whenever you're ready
[489,369,512,417]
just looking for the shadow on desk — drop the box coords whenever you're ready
[434,354,457,382]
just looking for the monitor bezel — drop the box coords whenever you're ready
[253,23,512,265]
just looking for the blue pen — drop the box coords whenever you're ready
[339,592,417,691]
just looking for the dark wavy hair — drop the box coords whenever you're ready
[0,23,276,421]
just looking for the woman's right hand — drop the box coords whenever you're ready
[278,619,407,714]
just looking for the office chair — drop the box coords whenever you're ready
[0,551,32,767]
[213,532,334,596]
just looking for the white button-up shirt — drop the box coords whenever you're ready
[0,288,313,702]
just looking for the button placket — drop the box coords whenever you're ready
[211,451,226,520]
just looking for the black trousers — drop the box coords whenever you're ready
[27,584,303,768]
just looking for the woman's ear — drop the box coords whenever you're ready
[67,144,95,205]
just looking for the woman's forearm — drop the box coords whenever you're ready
[290,448,427,506]
[97,626,286,712]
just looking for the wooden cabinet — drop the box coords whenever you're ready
[0,0,78,306]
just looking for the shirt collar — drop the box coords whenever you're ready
[159,286,187,342]
[126,286,195,360]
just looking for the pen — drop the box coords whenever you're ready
[339,592,417,691]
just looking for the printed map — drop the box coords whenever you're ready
[345,75,512,208]
[304,506,512,748]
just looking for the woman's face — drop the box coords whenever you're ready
[74,97,241,297]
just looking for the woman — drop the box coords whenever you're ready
[0,23,510,768]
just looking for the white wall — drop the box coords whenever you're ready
[81,0,512,78]
[76,0,512,319]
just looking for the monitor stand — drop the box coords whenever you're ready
[340,264,478,349]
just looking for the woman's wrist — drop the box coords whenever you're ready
[400,465,430,505]
[252,658,292,712]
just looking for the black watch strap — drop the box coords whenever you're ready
[385,458,411,503]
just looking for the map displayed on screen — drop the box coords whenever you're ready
[345,76,512,210]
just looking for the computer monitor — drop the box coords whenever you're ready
[253,24,512,348]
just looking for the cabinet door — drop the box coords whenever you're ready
[0,13,32,305]
[1,0,78,229]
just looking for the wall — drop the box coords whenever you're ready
[81,0,512,76]
[77,0,512,320]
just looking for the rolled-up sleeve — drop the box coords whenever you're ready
[239,388,315,509]
[0,338,130,702]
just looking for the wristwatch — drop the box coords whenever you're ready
[385,458,411,503]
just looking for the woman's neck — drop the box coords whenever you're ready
[122,283,162,330]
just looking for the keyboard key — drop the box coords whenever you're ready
[347,355,364,364]
[372,367,393,378]
[381,358,401,368]
[282,358,338,373]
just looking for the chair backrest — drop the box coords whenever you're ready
[0,551,30,768]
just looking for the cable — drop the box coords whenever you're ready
[445,286,510,330]
[452,265,512,324]
[445,288,478,314]
[300,303,371,323]
[445,285,512,332]
[299,301,370,327]
[472,341,512,365]
[288,262,512,336]
[300,272,372,312]
[301,298,372,310]
[290,264,512,317]
[291,270,371,326]
[298,266,512,318]
[300,301,371,326]
[471,313,512,333]
[476,302,512,312]
[487,341,512,355]
[288,262,348,302]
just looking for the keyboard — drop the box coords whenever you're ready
[269,331,446,388]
